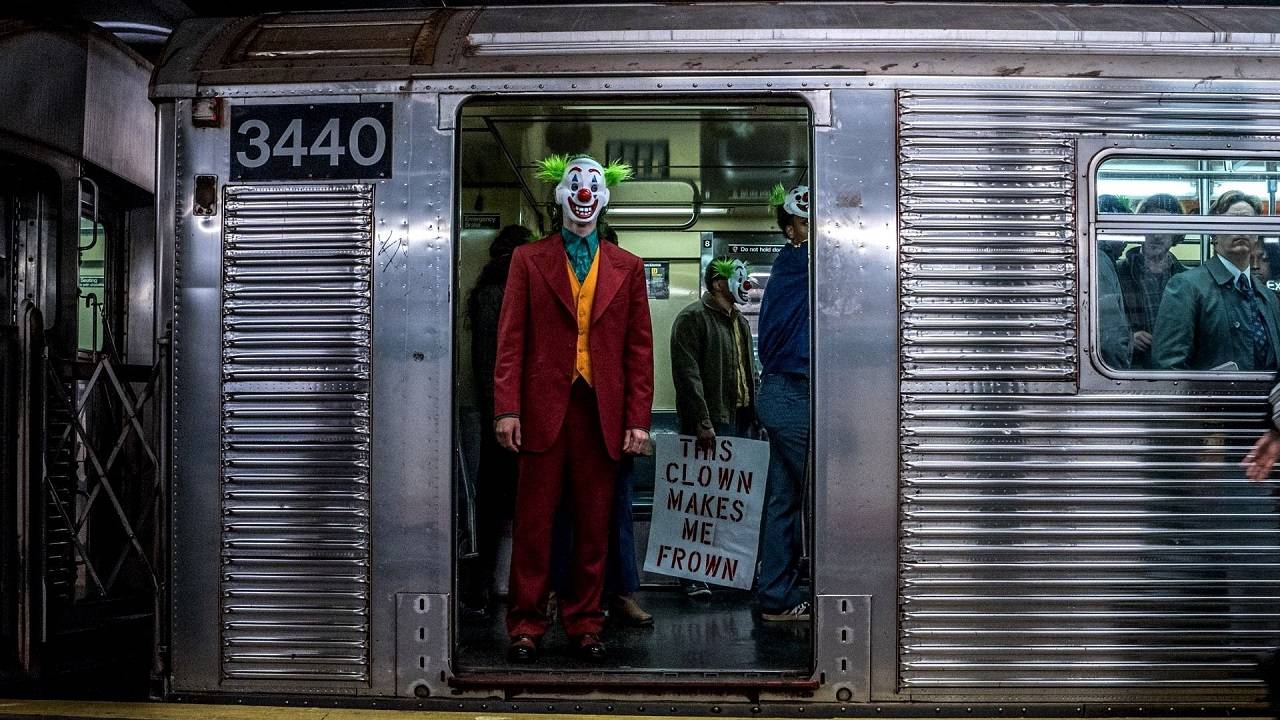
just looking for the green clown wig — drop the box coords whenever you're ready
[768,182,788,209]
[710,257,746,281]
[535,154,634,186]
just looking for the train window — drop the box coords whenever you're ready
[1093,154,1280,373]
[452,99,814,675]
[77,216,107,351]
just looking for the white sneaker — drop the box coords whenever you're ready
[761,600,811,622]
[683,581,712,599]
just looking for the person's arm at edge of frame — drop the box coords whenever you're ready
[622,255,655,455]
[1244,288,1280,479]
[1241,282,1280,479]
[1244,381,1280,481]
[493,248,530,452]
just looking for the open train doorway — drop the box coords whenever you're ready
[451,97,815,678]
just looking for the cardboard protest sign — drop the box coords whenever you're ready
[643,434,770,590]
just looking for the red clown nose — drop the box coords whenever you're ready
[576,188,592,202]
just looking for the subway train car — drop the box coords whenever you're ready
[0,20,162,689]
[151,2,1280,712]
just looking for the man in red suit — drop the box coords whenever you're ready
[493,154,653,663]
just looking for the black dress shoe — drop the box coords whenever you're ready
[507,635,538,663]
[573,633,606,662]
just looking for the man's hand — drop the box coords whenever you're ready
[495,417,521,452]
[623,428,650,455]
[1243,429,1280,481]
[695,425,716,452]
[1132,330,1153,353]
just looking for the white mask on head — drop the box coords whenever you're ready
[555,158,609,227]
[784,185,810,219]
[728,261,753,304]
[712,258,754,305]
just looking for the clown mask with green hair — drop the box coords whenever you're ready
[710,257,753,305]
[769,183,810,219]
[537,154,632,232]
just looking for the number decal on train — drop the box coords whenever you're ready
[229,102,393,181]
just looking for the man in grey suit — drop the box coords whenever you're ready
[1152,190,1280,372]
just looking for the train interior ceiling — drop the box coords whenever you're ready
[453,99,814,675]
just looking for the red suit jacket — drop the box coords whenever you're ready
[493,233,654,460]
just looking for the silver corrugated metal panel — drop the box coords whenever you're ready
[901,393,1277,688]
[898,90,1280,692]
[898,89,1280,391]
[220,184,373,683]
[899,99,1076,389]
[900,91,1280,136]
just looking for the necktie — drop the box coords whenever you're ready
[1237,275,1274,369]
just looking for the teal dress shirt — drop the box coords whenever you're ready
[562,227,599,283]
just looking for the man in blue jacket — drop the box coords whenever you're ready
[754,184,812,621]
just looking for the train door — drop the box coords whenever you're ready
[0,155,161,690]
[451,97,815,679]
[50,174,162,692]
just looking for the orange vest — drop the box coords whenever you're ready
[565,251,600,385]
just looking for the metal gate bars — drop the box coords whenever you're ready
[42,349,163,601]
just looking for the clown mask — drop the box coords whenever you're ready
[712,258,754,304]
[784,185,810,219]
[556,158,609,228]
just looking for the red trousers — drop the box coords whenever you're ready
[507,380,617,639]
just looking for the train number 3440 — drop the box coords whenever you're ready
[229,102,394,181]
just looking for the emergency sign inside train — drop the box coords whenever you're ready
[150,2,1280,710]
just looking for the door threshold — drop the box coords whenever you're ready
[449,670,819,692]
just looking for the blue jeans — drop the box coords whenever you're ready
[606,457,640,595]
[755,372,810,612]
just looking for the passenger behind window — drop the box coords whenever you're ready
[669,256,759,601]
[1152,190,1280,372]
[1252,239,1280,298]
[1116,194,1187,369]
[1096,194,1134,370]
[463,224,534,617]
